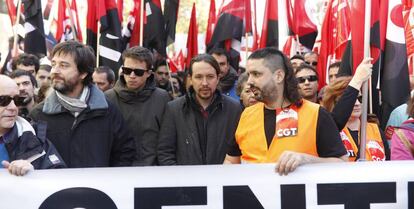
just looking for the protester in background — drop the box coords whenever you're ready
[36,57,52,88]
[158,54,242,165]
[210,48,239,100]
[322,70,389,161]
[170,73,185,99]
[29,41,136,168]
[154,59,172,91]
[391,95,414,160]
[106,46,170,166]
[93,66,115,92]
[290,54,305,71]
[11,53,39,77]
[304,51,318,67]
[10,70,37,119]
[295,64,319,103]
[236,72,257,108]
[224,48,347,175]
[0,75,65,176]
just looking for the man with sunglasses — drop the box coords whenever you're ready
[29,41,136,168]
[295,64,319,103]
[0,75,65,176]
[224,48,347,175]
[106,46,170,166]
[304,51,318,67]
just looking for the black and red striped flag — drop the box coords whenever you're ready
[205,0,216,46]
[86,0,123,76]
[259,0,278,48]
[23,0,47,56]
[164,0,180,46]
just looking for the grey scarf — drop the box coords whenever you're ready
[55,87,90,117]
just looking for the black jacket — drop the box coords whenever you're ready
[29,85,136,168]
[158,89,242,165]
[105,75,171,165]
[3,117,66,169]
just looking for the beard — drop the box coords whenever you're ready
[250,81,278,103]
[52,77,78,95]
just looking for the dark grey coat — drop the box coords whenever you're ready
[157,91,242,165]
[106,75,171,166]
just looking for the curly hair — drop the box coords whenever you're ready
[248,47,302,106]
[321,76,352,112]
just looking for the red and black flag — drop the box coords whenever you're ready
[23,0,47,56]
[122,0,141,47]
[143,0,167,57]
[86,0,124,76]
[403,0,414,75]
[164,0,180,46]
[185,3,198,70]
[286,0,318,50]
[205,0,216,46]
[380,0,410,127]
[207,0,252,69]
[259,0,278,48]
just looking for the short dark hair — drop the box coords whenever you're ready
[208,48,229,63]
[122,46,153,71]
[51,41,96,85]
[95,66,115,84]
[9,69,38,88]
[290,54,304,61]
[189,54,220,76]
[295,63,319,80]
[11,53,40,72]
[248,47,302,105]
[328,61,341,72]
[154,59,167,72]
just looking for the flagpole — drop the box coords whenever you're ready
[245,33,249,64]
[96,21,101,67]
[139,0,144,46]
[165,59,176,96]
[65,0,78,41]
[359,0,372,161]
[12,0,22,57]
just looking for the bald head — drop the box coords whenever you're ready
[0,75,19,136]
[0,75,18,91]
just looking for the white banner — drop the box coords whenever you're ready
[1,161,413,209]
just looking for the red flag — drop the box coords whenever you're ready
[6,0,17,24]
[117,0,123,23]
[185,3,198,70]
[403,0,414,75]
[123,0,142,47]
[286,0,318,50]
[317,0,351,87]
[259,0,278,48]
[56,0,83,42]
[251,0,259,50]
[244,0,252,33]
[205,0,216,46]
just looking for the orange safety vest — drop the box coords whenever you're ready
[236,100,319,163]
[340,122,385,161]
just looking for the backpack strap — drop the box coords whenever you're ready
[394,129,414,156]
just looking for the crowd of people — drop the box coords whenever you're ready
[0,38,412,177]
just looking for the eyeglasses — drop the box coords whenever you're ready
[122,67,147,76]
[297,75,318,84]
[305,61,318,66]
[0,95,26,107]
[357,95,363,103]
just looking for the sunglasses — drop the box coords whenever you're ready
[122,67,147,76]
[305,61,318,66]
[357,95,363,103]
[0,95,26,107]
[297,75,318,84]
